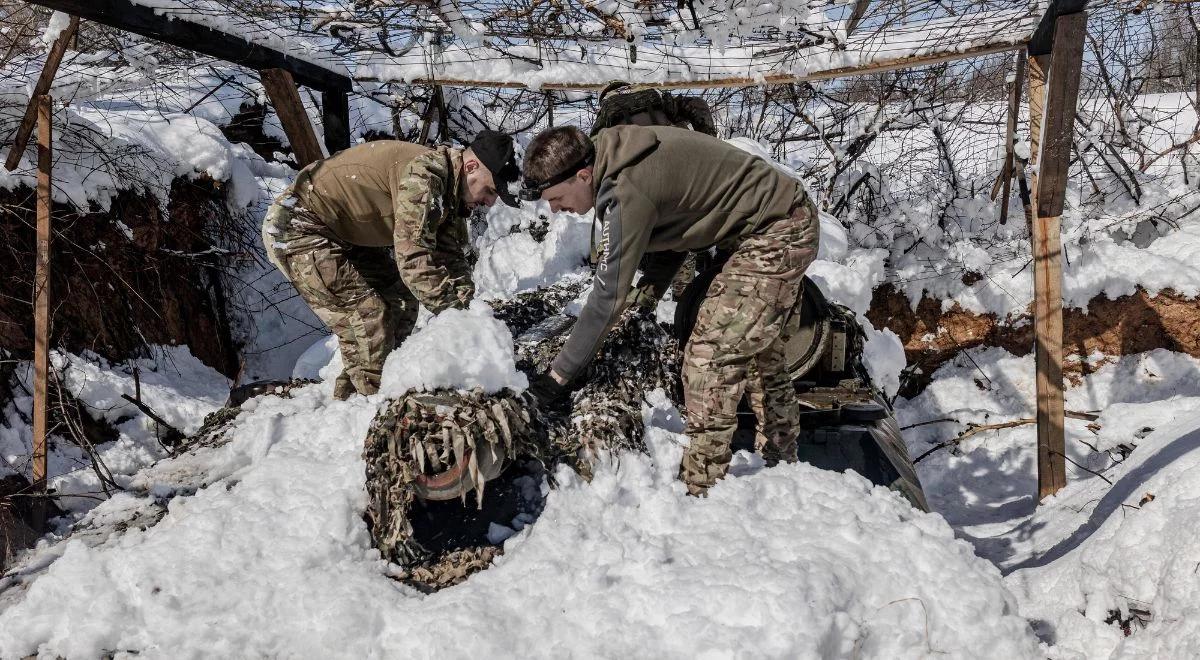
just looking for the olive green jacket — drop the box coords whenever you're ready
[553,125,811,381]
[284,140,472,312]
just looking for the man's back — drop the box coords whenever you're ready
[291,140,435,246]
[593,125,800,253]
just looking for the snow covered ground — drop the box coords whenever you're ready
[4,181,1199,656]
[900,348,1200,658]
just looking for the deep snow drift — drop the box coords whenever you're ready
[900,348,1200,658]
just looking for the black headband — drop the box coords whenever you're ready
[518,147,595,201]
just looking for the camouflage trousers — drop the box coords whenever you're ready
[263,200,419,398]
[678,203,820,494]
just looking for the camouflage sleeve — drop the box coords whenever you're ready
[627,250,687,308]
[391,150,473,313]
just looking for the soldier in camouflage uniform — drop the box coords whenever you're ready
[519,125,819,495]
[263,131,520,399]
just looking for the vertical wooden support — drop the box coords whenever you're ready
[1031,11,1087,500]
[321,89,350,155]
[4,15,78,172]
[995,51,1026,224]
[32,95,53,530]
[260,68,325,167]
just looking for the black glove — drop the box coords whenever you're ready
[527,372,568,407]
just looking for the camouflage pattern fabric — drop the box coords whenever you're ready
[362,389,539,565]
[678,201,820,494]
[391,148,475,314]
[263,201,420,398]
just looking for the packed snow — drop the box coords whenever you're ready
[379,301,529,396]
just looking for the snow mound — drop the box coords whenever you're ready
[379,301,528,395]
[1005,407,1200,659]
[0,389,1040,658]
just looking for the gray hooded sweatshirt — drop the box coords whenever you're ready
[552,124,808,381]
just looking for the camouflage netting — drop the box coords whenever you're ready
[362,282,682,567]
[362,389,540,565]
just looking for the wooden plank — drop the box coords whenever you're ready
[4,15,78,172]
[32,95,53,531]
[1027,53,1049,192]
[25,0,351,93]
[1031,11,1087,500]
[321,90,351,155]
[354,40,1028,91]
[995,51,1026,224]
[1033,210,1066,499]
[260,68,325,167]
[1028,0,1089,56]
[1036,12,1087,218]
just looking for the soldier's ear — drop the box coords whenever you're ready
[464,158,480,174]
[577,166,594,184]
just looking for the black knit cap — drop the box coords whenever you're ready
[469,129,520,207]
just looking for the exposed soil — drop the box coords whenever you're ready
[868,284,1200,397]
[0,177,241,377]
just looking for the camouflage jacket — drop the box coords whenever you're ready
[286,141,473,313]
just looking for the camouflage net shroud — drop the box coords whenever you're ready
[362,388,541,566]
[363,278,682,565]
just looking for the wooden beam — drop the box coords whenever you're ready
[1027,53,1049,191]
[4,15,78,173]
[260,69,325,167]
[25,0,351,93]
[846,0,872,36]
[321,89,351,155]
[1031,11,1087,500]
[1035,13,1087,218]
[354,39,1028,91]
[1028,0,1088,56]
[995,50,1026,224]
[32,95,53,531]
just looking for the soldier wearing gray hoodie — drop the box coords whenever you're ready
[521,124,819,494]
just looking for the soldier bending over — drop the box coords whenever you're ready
[520,125,819,495]
[263,131,520,399]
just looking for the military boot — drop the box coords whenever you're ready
[332,372,357,400]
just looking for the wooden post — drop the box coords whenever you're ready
[321,89,351,155]
[4,15,78,172]
[31,95,53,531]
[1030,11,1087,500]
[260,68,325,167]
[994,51,1026,224]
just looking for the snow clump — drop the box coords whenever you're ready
[379,300,528,396]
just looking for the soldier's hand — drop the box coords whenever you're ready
[527,372,568,407]
[626,285,658,311]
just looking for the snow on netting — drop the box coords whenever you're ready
[72,0,1043,87]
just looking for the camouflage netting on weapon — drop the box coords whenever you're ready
[362,276,683,567]
[362,389,540,566]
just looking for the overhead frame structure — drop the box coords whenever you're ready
[25,0,353,155]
